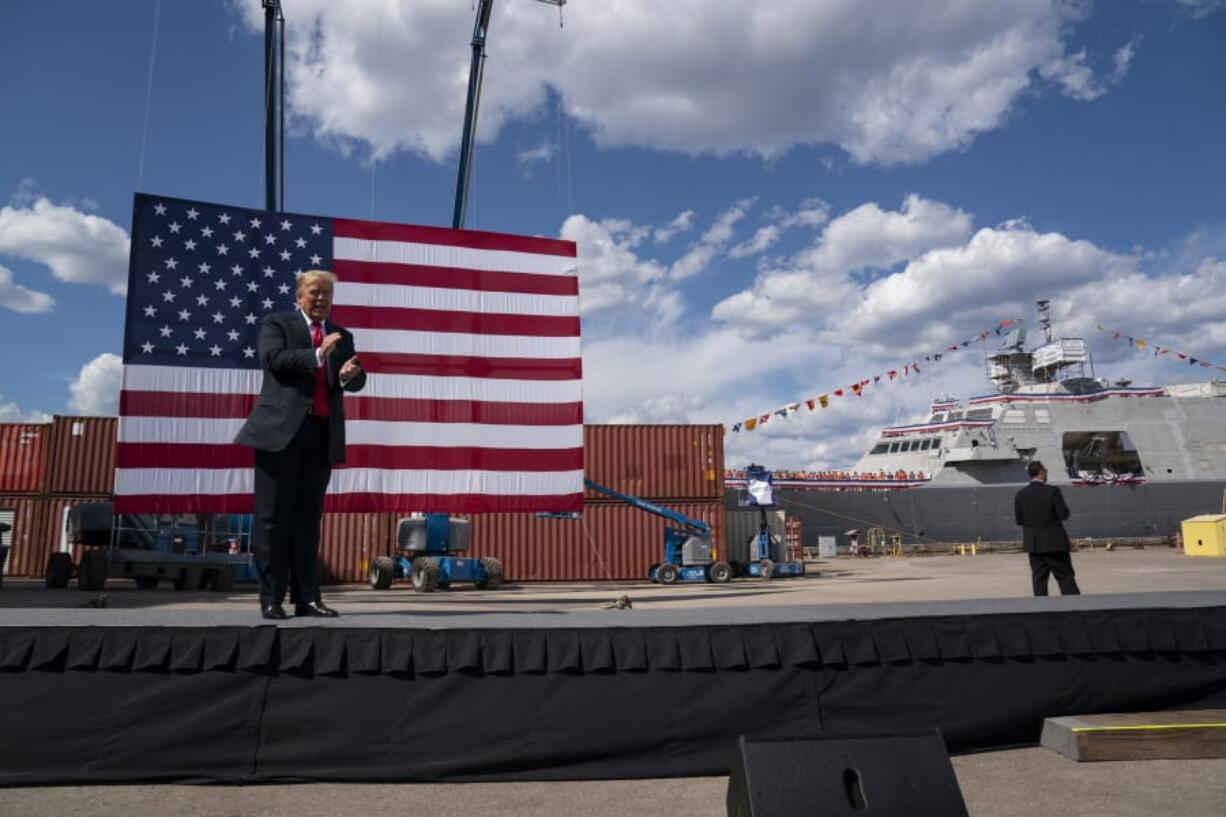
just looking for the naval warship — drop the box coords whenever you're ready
[726,301,1226,547]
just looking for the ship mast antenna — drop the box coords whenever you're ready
[452,0,568,229]
[1037,299,1053,344]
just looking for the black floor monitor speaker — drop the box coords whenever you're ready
[726,729,969,817]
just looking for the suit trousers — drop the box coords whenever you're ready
[1028,552,1080,596]
[252,415,332,607]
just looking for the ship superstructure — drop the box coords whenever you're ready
[727,301,1226,543]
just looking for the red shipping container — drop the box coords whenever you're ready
[583,425,724,502]
[0,424,49,494]
[0,495,44,577]
[467,500,726,582]
[45,416,117,496]
[317,512,398,584]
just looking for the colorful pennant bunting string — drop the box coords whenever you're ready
[730,318,1020,432]
[1095,323,1226,374]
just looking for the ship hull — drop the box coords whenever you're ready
[726,481,1226,547]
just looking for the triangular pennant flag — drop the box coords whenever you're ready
[873,375,881,384]
[888,370,897,380]
[851,383,862,396]
[732,422,742,433]
[1136,339,1147,349]
[1177,352,1187,359]
[774,408,788,418]
[787,403,800,412]
[759,414,770,425]
[834,389,844,397]
[805,398,816,410]
[1001,319,1016,327]
[819,394,829,408]
[1200,361,1212,368]
[1189,358,1198,365]
[914,362,921,373]
[745,417,757,431]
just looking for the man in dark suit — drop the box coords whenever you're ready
[1014,460,1080,596]
[235,270,366,619]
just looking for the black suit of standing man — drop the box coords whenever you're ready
[1014,460,1080,596]
[234,270,366,620]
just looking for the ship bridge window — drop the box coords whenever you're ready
[929,413,945,424]
[888,442,900,453]
[947,411,963,421]
[1062,431,1144,481]
[930,437,942,450]
[919,439,933,451]
[965,408,993,420]
[869,443,889,455]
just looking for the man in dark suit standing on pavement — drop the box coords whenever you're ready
[235,270,366,620]
[1014,460,1080,596]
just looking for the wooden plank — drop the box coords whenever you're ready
[1041,710,1226,761]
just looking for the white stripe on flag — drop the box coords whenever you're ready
[334,237,578,277]
[351,328,581,359]
[114,468,585,496]
[335,282,579,317]
[121,365,583,403]
[118,416,583,448]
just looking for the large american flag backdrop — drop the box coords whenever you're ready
[115,193,583,514]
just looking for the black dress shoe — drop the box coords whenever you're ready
[295,600,339,618]
[261,603,289,620]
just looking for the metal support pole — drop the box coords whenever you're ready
[263,0,280,212]
[452,0,494,230]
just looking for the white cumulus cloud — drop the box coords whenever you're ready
[0,264,54,313]
[0,197,130,295]
[68,353,122,416]
[232,0,1127,166]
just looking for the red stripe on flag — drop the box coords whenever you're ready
[333,259,578,296]
[344,395,583,424]
[331,305,580,337]
[120,390,256,418]
[113,492,585,514]
[333,218,577,258]
[116,443,583,471]
[121,390,583,424]
[358,352,581,381]
[116,443,252,468]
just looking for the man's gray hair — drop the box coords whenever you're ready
[296,269,337,293]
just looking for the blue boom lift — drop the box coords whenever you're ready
[740,464,805,579]
[584,479,733,584]
[367,514,503,592]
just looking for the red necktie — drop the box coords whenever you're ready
[310,321,330,417]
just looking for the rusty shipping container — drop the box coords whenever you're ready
[317,512,398,584]
[0,424,50,494]
[462,500,726,582]
[45,415,117,496]
[0,495,44,577]
[582,425,724,502]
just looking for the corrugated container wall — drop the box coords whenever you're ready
[317,513,398,584]
[0,494,112,577]
[0,424,50,494]
[0,495,43,577]
[583,425,724,501]
[467,501,725,581]
[46,416,116,495]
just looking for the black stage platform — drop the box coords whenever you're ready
[3,592,1226,785]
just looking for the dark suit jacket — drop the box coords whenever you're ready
[1014,480,1072,553]
[234,310,367,464]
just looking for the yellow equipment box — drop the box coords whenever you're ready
[1181,514,1226,557]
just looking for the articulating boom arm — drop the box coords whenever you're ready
[583,479,711,536]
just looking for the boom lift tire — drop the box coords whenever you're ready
[45,552,73,588]
[411,557,440,593]
[657,563,680,585]
[709,561,733,583]
[476,557,503,590]
[369,556,395,590]
[77,549,109,592]
[759,558,775,580]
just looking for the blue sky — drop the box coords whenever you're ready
[2,0,1224,468]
